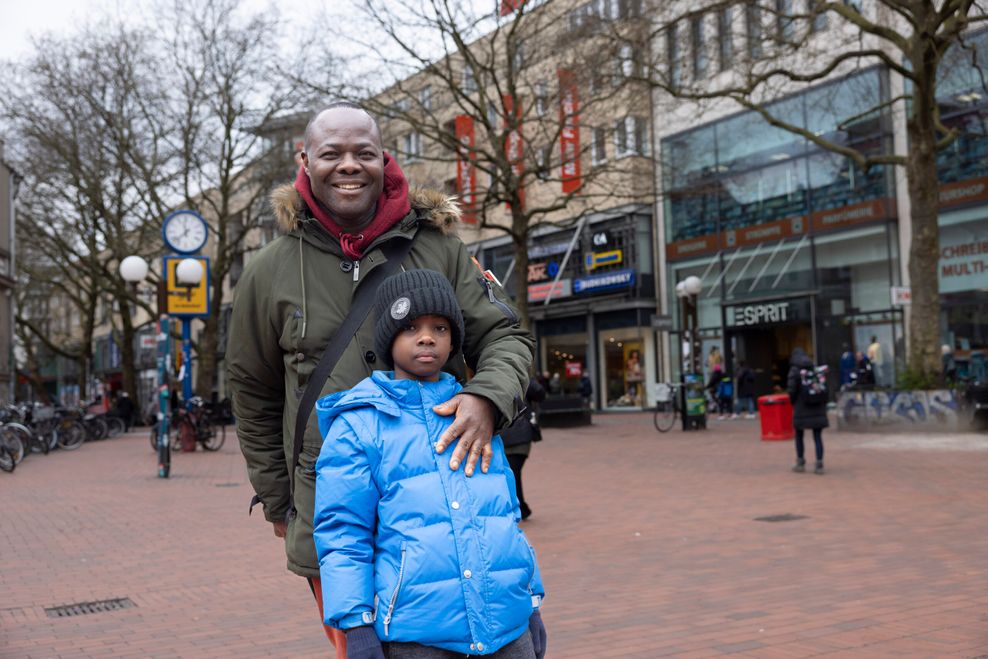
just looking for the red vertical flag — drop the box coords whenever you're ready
[500,0,526,16]
[502,94,525,210]
[558,68,582,193]
[454,115,478,225]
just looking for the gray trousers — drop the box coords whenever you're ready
[383,629,534,659]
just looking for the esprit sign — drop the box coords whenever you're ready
[729,302,791,327]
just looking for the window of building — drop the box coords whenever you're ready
[616,44,639,80]
[487,102,499,129]
[402,132,422,160]
[393,97,410,114]
[592,127,608,165]
[691,15,708,80]
[809,1,828,32]
[511,41,525,71]
[419,86,432,111]
[535,81,548,116]
[745,1,763,59]
[666,22,682,88]
[775,0,796,42]
[614,116,649,157]
[463,66,477,93]
[536,146,551,180]
[718,7,734,71]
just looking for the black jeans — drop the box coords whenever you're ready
[383,629,534,658]
[795,427,824,461]
[506,453,531,519]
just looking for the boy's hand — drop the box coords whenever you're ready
[433,393,495,476]
[344,626,385,659]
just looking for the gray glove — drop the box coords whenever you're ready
[344,625,385,659]
[529,610,546,659]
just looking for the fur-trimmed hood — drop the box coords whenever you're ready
[270,184,460,236]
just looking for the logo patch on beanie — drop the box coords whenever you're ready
[390,297,411,320]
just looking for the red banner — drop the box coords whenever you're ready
[503,94,525,210]
[454,115,478,224]
[558,69,582,193]
[939,176,988,209]
[500,0,526,16]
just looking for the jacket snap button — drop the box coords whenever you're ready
[340,261,353,273]
[476,643,485,651]
[451,501,460,510]
[296,352,305,362]
[364,351,376,364]
[463,569,472,578]
[470,644,476,651]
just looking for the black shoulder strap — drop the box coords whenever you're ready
[287,232,417,521]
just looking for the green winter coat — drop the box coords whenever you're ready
[227,185,534,578]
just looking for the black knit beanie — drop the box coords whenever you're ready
[373,269,464,368]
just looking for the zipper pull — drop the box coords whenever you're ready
[353,260,360,282]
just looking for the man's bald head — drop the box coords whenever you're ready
[303,102,382,154]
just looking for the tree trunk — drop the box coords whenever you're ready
[195,314,219,401]
[76,355,88,401]
[904,70,942,382]
[512,215,531,331]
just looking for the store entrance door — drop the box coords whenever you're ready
[725,297,814,397]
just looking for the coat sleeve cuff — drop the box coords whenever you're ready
[338,610,376,630]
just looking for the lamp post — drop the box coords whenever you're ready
[120,255,203,478]
[676,275,703,429]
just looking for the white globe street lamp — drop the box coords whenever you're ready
[175,258,204,286]
[119,256,149,284]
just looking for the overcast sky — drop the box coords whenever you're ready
[0,0,335,62]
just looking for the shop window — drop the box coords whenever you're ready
[543,333,588,395]
[603,335,644,408]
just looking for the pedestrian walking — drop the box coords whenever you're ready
[501,376,546,521]
[787,348,828,475]
[226,103,534,657]
[867,335,886,386]
[734,361,756,418]
[839,343,855,388]
[313,269,546,659]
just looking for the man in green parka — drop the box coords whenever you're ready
[227,102,533,656]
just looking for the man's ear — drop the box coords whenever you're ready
[300,150,310,173]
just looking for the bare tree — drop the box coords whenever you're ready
[298,0,655,327]
[1,26,168,402]
[643,0,988,383]
[152,0,308,398]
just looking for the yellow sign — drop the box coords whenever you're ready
[164,256,209,316]
[584,249,623,271]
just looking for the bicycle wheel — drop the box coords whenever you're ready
[653,400,677,432]
[105,416,126,438]
[1,426,25,465]
[0,446,14,472]
[56,420,86,450]
[200,420,226,451]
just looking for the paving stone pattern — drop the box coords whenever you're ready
[1,416,987,657]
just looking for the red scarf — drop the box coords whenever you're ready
[294,152,411,260]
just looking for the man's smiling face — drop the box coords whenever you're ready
[301,108,385,231]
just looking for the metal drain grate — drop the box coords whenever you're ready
[754,513,809,523]
[45,597,136,618]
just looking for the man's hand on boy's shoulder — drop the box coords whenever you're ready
[432,393,496,477]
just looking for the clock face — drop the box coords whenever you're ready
[164,212,208,254]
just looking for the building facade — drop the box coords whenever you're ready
[652,7,988,395]
[0,142,18,401]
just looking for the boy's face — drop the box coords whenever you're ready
[391,314,452,382]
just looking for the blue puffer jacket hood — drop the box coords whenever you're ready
[313,371,544,655]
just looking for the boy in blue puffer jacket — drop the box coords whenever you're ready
[314,269,546,659]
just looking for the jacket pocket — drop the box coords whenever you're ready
[382,541,407,636]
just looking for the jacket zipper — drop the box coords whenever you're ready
[353,260,360,282]
[383,542,407,635]
[483,278,518,324]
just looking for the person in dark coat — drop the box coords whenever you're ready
[787,347,828,475]
[734,361,757,418]
[838,343,856,388]
[112,392,136,431]
[500,377,546,521]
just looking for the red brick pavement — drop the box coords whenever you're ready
[2,416,987,658]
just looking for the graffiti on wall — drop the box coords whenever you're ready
[837,389,960,430]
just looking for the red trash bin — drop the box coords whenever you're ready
[758,394,794,441]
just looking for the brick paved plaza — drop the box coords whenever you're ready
[2,415,987,658]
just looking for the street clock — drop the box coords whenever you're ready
[162,210,208,254]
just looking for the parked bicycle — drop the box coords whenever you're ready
[652,382,683,432]
[149,396,225,452]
